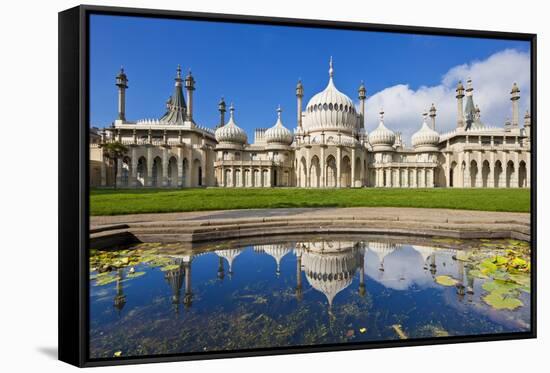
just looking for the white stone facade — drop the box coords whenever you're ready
[92,61,531,189]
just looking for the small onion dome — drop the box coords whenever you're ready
[215,103,247,144]
[368,110,395,151]
[265,105,293,145]
[215,248,242,273]
[412,113,440,151]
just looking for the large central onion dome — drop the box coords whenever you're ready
[411,113,440,151]
[265,106,293,146]
[302,246,363,307]
[303,58,359,134]
[215,103,247,145]
[368,110,396,151]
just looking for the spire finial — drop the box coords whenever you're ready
[276,104,282,118]
[176,64,182,79]
[329,56,334,78]
[229,102,235,118]
[379,109,384,121]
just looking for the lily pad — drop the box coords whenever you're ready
[479,258,498,273]
[468,269,489,279]
[95,275,118,286]
[126,271,146,279]
[455,251,472,262]
[160,264,182,272]
[482,280,519,295]
[483,292,523,310]
[435,275,459,287]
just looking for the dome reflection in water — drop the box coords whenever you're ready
[89,236,531,358]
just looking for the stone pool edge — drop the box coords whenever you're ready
[89,207,530,249]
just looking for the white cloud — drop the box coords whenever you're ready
[364,49,531,145]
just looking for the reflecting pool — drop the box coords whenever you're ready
[89,235,531,358]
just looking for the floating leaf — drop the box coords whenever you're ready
[479,259,498,273]
[95,275,118,286]
[113,351,122,357]
[359,327,367,334]
[435,275,459,287]
[468,269,489,279]
[482,280,519,295]
[126,271,146,279]
[483,292,523,310]
[510,257,528,268]
[493,255,508,266]
[160,264,181,272]
[455,251,471,262]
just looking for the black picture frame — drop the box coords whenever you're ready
[58,4,537,367]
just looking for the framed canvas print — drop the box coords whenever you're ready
[58,4,536,367]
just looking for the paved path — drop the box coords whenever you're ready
[90,207,531,247]
[91,207,529,227]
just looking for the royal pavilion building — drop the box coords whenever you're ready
[90,59,531,189]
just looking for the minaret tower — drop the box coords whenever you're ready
[185,69,196,122]
[524,110,531,139]
[217,97,226,129]
[456,80,465,129]
[358,81,367,131]
[511,82,521,128]
[464,78,476,130]
[429,103,437,130]
[115,67,128,121]
[296,79,304,131]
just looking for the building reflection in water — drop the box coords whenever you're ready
[255,245,291,277]
[156,239,476,311]
[162,254,199,313]
[163,258,185,314]
[298,240,364,308]
[113,268,126,315]
[215,249,242,279]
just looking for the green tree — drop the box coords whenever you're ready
[101,141,129,189]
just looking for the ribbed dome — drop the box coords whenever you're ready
[215,104,247,144]
[303,58,358,134]
[368,110,395,151]
[368,242,398,263]
[302,247,363,306]
[265,106,293,145]
[411,114,440,150]
[262,244,291,274]
[215,248,242,273]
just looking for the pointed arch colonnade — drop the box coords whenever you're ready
[105,145,210,188]
[445,150,529,188]
[295,146,366,188]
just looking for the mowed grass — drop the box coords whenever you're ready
[90,187,530,216]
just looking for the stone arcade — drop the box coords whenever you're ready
[90,59,531,189]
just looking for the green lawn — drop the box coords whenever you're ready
[90,188,530,216]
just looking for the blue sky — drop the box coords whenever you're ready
[90,14,530,137]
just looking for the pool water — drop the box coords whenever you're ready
[89,235,531,358]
